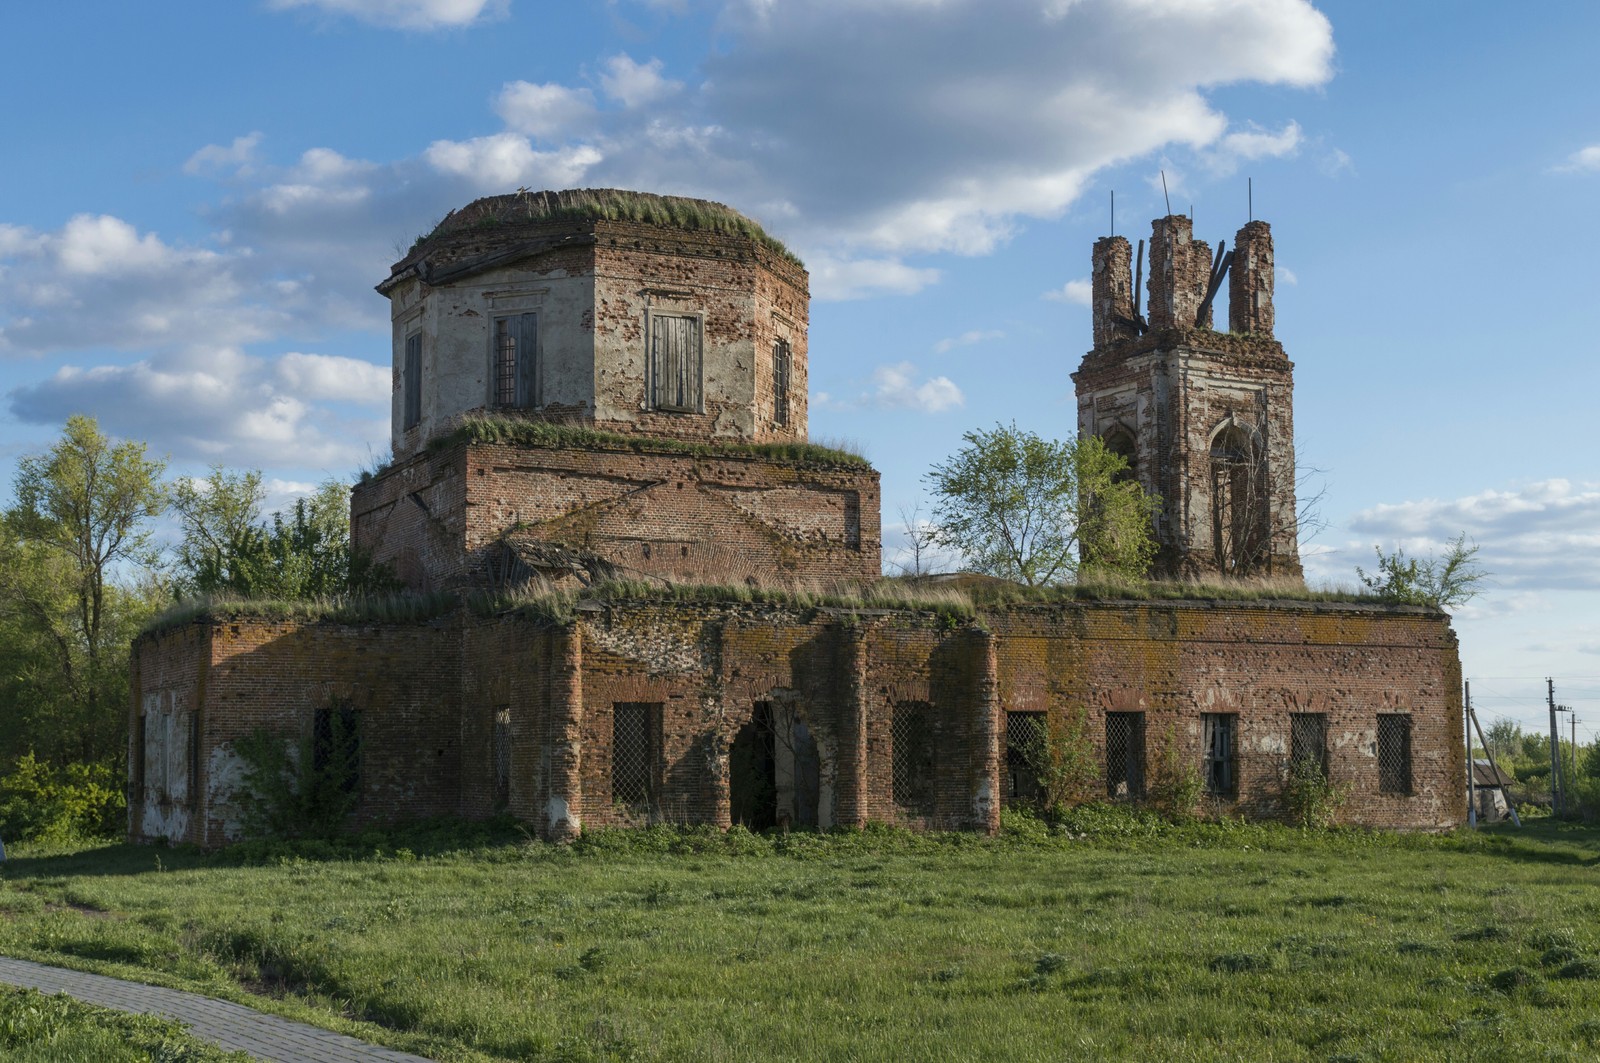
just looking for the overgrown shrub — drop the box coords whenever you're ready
[1147,725,1205,822]
[1282,757,1348,828]
[1019,706,1098,815]
[0,753,125,843]
[231,714,361,839]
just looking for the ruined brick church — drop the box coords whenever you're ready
[130,189,1465,846]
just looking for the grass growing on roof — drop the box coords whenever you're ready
[2,818,1598,1062]
[433,414,871,468]
[139,591,460,639]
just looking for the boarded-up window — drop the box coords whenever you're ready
[1203,713,1236,796]
[493,706,511,808]
[612,702,659,807]
[773,338,791,427]
[1377,714,1412,794]
[1290,712,1328,778]
[403,332,422,429]
[493,313,538,408]
[313,705,362,798]
[1105,712,1145,798]
[1005,711,1046,804]
[650,314,702,412]
[891,701,934,814]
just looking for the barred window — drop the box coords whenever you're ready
[1105,712,1145,798]
[403,332,422,429]
[493,313,538,408]
[650,313,702,412]
[773,338,791,427]
[1005,712,1046,804]
[1290,712,1328,778]
[891,701,934,813]
[612,702,659,807]
[1202,713,1236,796]
[493,706,511,808]
[1377,714,1412,794]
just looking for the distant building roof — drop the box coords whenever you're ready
[1472,758,1514,788]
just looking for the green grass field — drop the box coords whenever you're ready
[1,814,1597,1062]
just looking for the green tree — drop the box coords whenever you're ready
[925,423,1156,586]
[1356,532,1487,608]
[4,416,166,763]
[173,477,397,600]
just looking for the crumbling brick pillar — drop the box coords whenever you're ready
[1091,236,1137,349]
[974,630,1001,835]
[835,626,870,829]
[1229,220,1275,336]
[547,624,583,841]
[1147,215,1212,331]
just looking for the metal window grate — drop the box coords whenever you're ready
[1005,712,1046,804]
[773,338,791,427]
[1105,711,1145,798]
[891,702,934,812]
[493,706,511,807]
[612,703,656,806]
[1377,714,1412,794]
[1290,712,1328,777]
[313,705,361,797]
[1202,713,1236,796]
[403,333,422,429]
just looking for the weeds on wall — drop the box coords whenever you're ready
[1019,707,1098,815]
[434,415,871,468]
[1282,757,1349,829]
[232,713,361,840]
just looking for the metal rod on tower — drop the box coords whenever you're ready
[1111,190,1115,238]
[1161,171,1172,216]
[1249,177,1253,222]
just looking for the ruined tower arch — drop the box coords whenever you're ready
[1100,423,1138,483]
[1207,418,1270,577]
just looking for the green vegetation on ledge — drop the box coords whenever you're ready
[431,414,871,468]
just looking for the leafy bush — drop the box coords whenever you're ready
[0,753,125,843]
[1282,758,1348,829]
[230,715,361,840]
[1147,726,1205,822]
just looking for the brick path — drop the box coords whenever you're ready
[0,955,437,1062]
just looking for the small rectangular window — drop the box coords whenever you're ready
[493,313,538,408]
[403,332,422,430]
[1377,714,1412,794]
[650,313,702,412]
[1290,712,1328,778]
[612,702,659,807]
[1005,711,1046,804]
[891,701,934,814]
[773,338,791,427]
[493,706,511,808]
[1202,713,1237,796]
[1106,711,1145,798]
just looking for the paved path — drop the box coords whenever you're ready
[0,955,437,1062]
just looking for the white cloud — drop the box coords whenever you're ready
[806,253,941,301]
[423,134,602,190]
[934,329,1004,354]
[1276,265,1298,286]
[1044,278,1092,305]
[600,55,681,109]
[495,81,597,139]
[1343,479,1600,592]
[1203,120,1303,174]
[870,361,964,412]
[9,347,388,469]
[1553,144,1600,175]
[184,132,264,176]
[266,0,507,30]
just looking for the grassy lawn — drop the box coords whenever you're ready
[0,984,249,1061]
[1,814,1598,1062]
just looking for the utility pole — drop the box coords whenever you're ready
[1464,680,1476,826]
[1548,678,1562,815]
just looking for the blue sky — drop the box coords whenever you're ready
[2,0,1597,736]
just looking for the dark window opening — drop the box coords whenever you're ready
[1202,713,1237,796]
[731,702,778,830]
[493,706,511,809]
[612,702,659,807]
[403,332,422,430]
[1290,712,1328,779]
[1102,426,1136,483]
[1005,711,1047,805]
[493,313,538,409]
[1105,711,1145,799]
[650,313,702,412]
[1210,424,1269,576]
[891,701,934,815]
[312,705,362,798]
[1377,714,1412,794]
[773,338,791,427]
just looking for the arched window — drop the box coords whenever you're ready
[1209,423,1268,575]
[1101,426,1137,484]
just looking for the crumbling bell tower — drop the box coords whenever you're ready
[1073,215,1301,580]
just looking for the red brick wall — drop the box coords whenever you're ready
[129,598,1464,846]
